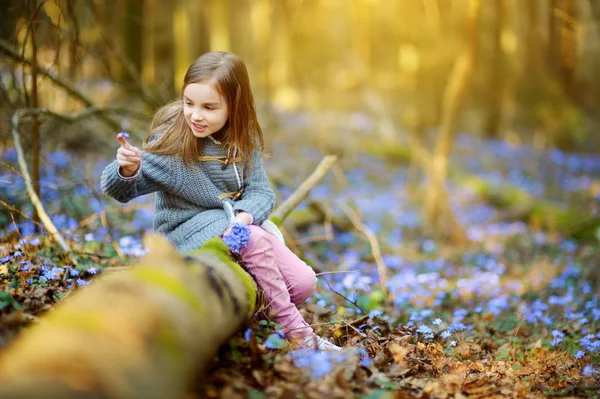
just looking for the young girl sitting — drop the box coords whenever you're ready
[101,51,340,351]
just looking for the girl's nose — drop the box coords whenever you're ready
[192,111,205,121]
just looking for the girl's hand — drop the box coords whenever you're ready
[116,133,142,177]
[223,212,253,236]
[232,212,253,225]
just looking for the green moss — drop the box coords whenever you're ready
[465,175,599,239]
[46,311,105,333]
[155,320,185,366]
[268,215,283,227]
[133,268,204,317]
[364,143,412,164]
[193,238,257,315]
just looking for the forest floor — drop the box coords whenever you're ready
[1,120,600,398]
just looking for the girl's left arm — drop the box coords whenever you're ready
[233,148,275,225]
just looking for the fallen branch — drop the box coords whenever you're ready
[270,155,337,224]
[11,110,69,252]
[340,203,389,298]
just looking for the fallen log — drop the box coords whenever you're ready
[0,156,337,399]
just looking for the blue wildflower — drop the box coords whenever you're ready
[120,132,130,140]
[222,223,251,254]
[87,267,98,275]
[43,268,59,281]
[69,268,80,277]
[551,330,565,346]
[583,365,594,377]
[360,357,373,367]
[76,278,90,287]
[264,333,287,349]
[441,330,453,339]
[432,318,442,325]
[449,340,457,347]
[575,350,585,359]
[417,325,433,335]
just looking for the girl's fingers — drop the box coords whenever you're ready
[117,133,134,149]
[117,148,141,159]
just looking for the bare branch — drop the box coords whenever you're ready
[271,155,337,223]
[11,109,70,251]
[340,203,390,298]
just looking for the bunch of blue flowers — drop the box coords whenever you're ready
[222,222,251,254]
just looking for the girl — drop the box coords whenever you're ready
[101,51,340,351]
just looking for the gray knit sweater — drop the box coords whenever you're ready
[100,137,275,253]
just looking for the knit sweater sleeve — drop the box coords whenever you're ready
[233,148,275,225]
[100,151,178,203]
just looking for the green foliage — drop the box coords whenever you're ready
[0,291,21,311]
[363,143,412,164]
[357,288,385,313]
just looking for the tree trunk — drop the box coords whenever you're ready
[424,0,480,245]
[557,0,576,98]
[0,236,257,399]
[29,0,41,232]
[172,0,192,92]
[484,0,505,139]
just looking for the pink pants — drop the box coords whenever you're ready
[238,225,317,339]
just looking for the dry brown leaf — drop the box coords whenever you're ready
[515,366,534,376]
[389,343,410,368]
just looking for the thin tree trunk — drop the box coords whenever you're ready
[485,0,505,139]
[172,0,192,91]
[30,0,41,232]
[424,0,480,245]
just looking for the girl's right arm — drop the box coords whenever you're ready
[100,133,177,203]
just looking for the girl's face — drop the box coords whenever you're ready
[183,81,229,139]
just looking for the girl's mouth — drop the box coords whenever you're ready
[192,122,207,132]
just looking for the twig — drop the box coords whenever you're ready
[340,203,389,298]
[0,199,48,235]
[11,109,70,251]
[321,275,367,315]
[270,155,337,223]
[261,270,357,311]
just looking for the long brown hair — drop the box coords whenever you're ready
[144,51,265,171]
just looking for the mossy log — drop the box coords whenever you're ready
[0,237,255,399]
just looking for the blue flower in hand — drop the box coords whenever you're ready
[222,222,251,254]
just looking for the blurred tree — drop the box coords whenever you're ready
[29,0,41,231]
[424,0,480,245]
[173,0,192,91]
[484,0,506,139]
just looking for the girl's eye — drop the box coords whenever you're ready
[184,101,192,106]
[206,107,215,111]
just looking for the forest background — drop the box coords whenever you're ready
[1,0,600,398]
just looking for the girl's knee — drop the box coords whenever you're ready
[291,267,317,305]
[244,225,271,252]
